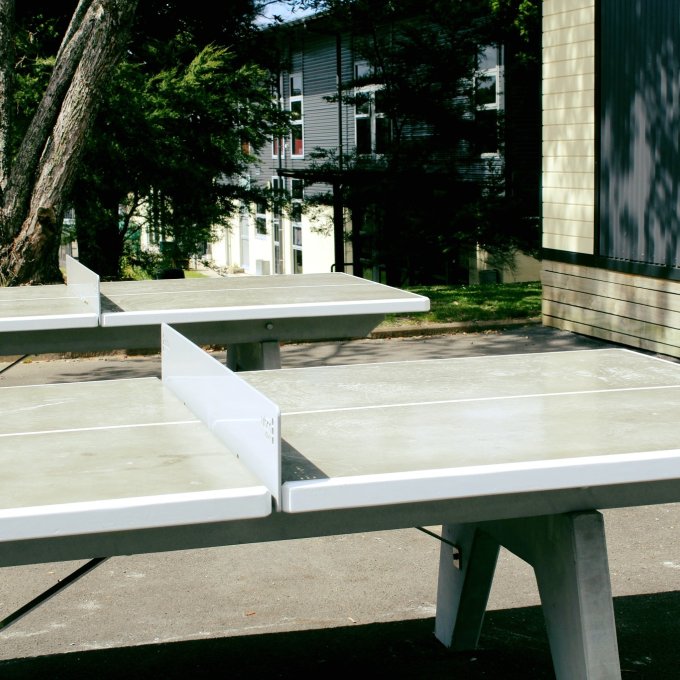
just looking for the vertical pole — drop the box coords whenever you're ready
[334,32,345,273]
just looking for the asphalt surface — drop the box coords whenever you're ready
[0,324,679,679]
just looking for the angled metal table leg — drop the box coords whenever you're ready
[435,511,621,680]
[434,523,500,649]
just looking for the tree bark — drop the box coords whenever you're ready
[0,0,14,198]
[0,0,138,285]
[1,0,97,241]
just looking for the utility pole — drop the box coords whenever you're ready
[333,31,345,272]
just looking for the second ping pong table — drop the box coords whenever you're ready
[1,325,679,678]
[0,255,429,369]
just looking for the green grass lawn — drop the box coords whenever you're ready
[385,281,542,325]
[183,269,207,278]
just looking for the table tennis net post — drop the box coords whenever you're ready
[65,255,100,317]
[161,324,282,507]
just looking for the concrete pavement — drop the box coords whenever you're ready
[0,324,678,679]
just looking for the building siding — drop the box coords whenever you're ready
[599,0,680,267]
[542,0,680,359]
[541,0,596,254]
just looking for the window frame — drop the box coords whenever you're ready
[474,47,504,158]
[271,177,285,274]
[353,61,390,156]
[289,72,304,158]
[255,200,268,238]
[272,75,285,159]
[290,178,303,273]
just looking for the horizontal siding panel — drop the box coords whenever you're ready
[542,300,680,357]
[543,57,594,80]
[543,271,680,315]
[542,187,594,206]
[543,40,595,63]
[542,6,595,32]
[543,0,595,17]
[542,155,595,173]
[303,95,346,150]
[543,314,680,358]
[543,139,595,157]
[542,232,594,253]
[543,283,680,326]
[546,288,677,332]
[543,260,680,297]
[543,90,594,110]
[542,217,594,239]
[543,202,593,221]
[541,260,680,358]
[543,107,594,125]
[542,171,595,189]
[543,24,594,48]
[542,73,595,95]
[542,123,595,141]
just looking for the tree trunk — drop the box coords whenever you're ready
[1,0,97,242]
[0,0,13,197]
[0,0,138,285]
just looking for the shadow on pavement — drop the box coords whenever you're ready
[1,591,677,680]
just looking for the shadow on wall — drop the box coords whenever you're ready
[599,0,680,267]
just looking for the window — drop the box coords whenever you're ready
[292,226,303,273]
[354,61,391,155]
[290,73,304,157]
[291,177,304,201]
[272,75,284,158]
[239,203,250,268]
[272,177,284,273]
[474,46,504,156]
[255,200,267,237]
[290,178,303,273]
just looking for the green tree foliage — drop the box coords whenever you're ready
[11,1,289,279]
[71,2,289,277]
[73,45,287,277]
[9,3,77,152]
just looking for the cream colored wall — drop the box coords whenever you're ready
[542,0,596,254]
[204,208,336,275]
[470,248,541,284]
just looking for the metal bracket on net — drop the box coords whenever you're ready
[416,526,457,547]
[416,527,462,569]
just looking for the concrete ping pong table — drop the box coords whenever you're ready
[2,324,680,679]
[0,255,429,370]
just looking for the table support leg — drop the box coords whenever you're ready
[435,511,621,680]
[226,341,282,371]
[434,523,500,650]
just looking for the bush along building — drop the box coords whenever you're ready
[207,5,541,285]
[542,0,680,358]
